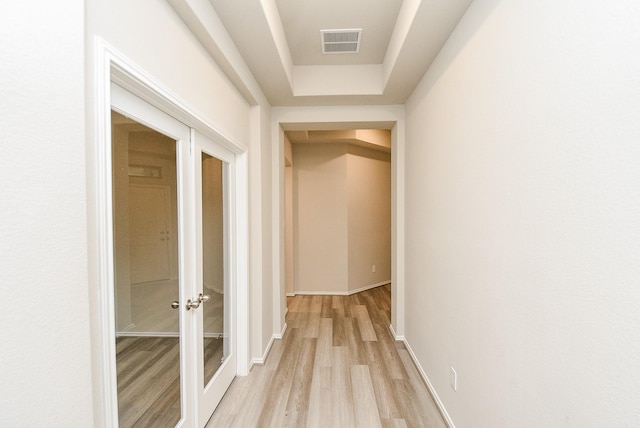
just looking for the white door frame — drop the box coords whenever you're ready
[91,39,249,427]
[270,106,406,341]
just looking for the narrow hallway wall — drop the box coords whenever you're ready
[404,0,640,426]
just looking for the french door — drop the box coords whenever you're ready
[110,83,235,427]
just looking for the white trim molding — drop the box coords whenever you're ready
[270,105,406,361]
[91,37,250,424]
[292,281,391,296]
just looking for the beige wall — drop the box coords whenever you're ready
[112,123,132,331]
[128,131,179,281]
[404,0,640,426]
[293,143,391,294]
[112,124,180,333]
[202,156,224,293]
[347,146,391,292]
[293,144,349,293]
[284,135,294,295]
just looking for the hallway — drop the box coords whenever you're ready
[206,285,445,427]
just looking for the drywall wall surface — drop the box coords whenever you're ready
[293,144,349,293]
[0,1,94,426]
[404,0,640,426]
[259,104,274,348]
[347,147,391,291]
[285,164,295,295]
[293,143,391,294]
[284,131,294,297]
[87,0,250,146]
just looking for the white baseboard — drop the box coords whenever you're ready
[116,331,180,338]
[249,323,288,370]
[285,292,296,297]
[348,281,391,295]
[116,331,224,338]
[292,280,391,296]
[399,333,456,428]
[274,322,287,339]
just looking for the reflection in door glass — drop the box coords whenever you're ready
[111,110,181,427]
[202,152,227,385]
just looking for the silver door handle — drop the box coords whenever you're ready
[185,299,200,310]
[170,301,179,309]
[185,293,210,311]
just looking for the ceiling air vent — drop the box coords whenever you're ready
[321,29,362,54]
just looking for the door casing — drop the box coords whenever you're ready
[91,40,249,427]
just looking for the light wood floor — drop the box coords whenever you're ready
[116,336,224,428]
[207,285,447,428]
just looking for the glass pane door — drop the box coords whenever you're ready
[201,153,227,384]
[111,110,183,427]
[109,83,239,428]
[196,133,236,427]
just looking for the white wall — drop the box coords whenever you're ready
[0,1,94,426]
[404,0,640,426]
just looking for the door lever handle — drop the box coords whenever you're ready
[185,299,201,310]
[185,293,210,311]
[198,293,210,303]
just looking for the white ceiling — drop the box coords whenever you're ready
[208,0,473,106]
[276,0,403,66]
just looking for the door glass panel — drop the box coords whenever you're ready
[112,110,182,427]
[201,152,227,385]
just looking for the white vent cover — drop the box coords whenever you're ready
[321,29,362,54]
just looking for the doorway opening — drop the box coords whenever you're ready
[283,129,392,299]
[94,49,249,426]
[271,111,405,341]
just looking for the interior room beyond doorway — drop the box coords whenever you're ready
[284,129,392,297]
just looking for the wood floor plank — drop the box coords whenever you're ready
[315,318,333,368]
[332,309,347,346]
[350,365,383,428]
[256,328,304,427]
[116,337,181,428]
[344,316,368,366]
[305,365,331,428]
[288,295,303,312]
[310,295,323,313]
[320,295,333,318]
[331,346,356,427]
[353,304,377,341]
[381,418,409,428]
[284,338,316,427]
[362,340,403,420]
[303,312,321,338]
